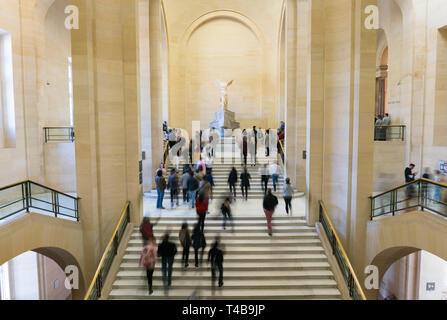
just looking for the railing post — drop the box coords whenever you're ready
[25,181,30,212]
[113,234,119,256]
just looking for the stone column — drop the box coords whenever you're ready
[348,0,377,278]
[285,0,298,187]
[149,0,164,187]
[306,0,325,226]
[71,0,143,284]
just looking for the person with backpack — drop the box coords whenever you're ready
[192,224,207,268]
[179,222,191,268]
[221,198,233,231]
[195,191,209,232]
[139,236,157,295]
[187,174,200,208]
[263,188,279,236]
[228,167,238,198]
[240,167,251,201]
[155,169,167,209]
[208,239,224,288]
[157,233,177,290]
[167,169,180,208]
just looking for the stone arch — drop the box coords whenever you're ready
[0,214,85,299]
[181,10,265,49]
[365,211,447,299]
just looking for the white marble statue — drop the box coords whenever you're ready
[214,79,234,110]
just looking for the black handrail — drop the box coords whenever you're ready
[374,125,405,141]
[44,127,75,143]
[0,180,79,221]
[319,201,366,300]
[84,202,130,300]
[370,178,447,220]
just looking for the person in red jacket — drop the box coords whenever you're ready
[195,191,209,232]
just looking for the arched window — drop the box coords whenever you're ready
[0,29,16,148]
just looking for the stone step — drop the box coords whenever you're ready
[130,235,321,243]
[115,269,336,280]
[127,239,322,248]
[108,287,341,300]
[122,253,329,264]
[112,278,338,290]
[125,245,324,254]
[117,261,332,271]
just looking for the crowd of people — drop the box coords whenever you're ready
[143,121,293,295]
[404,163,446,202]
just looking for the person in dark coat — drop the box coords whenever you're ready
[263,189,279,236]
[228,167,238,198]
[167,169,180,208]
[179,222,191,268]
[192,224,207,267]
[187,174,200,209]
[242,136,248,166]
[208,239,224,288]
[240,167,251,201]
[157,233,177,290]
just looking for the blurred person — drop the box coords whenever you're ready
[192,224,207,267]
[253,126,258,164]
[263,189,278,236]
[187,173,200,209]
[434,170,442,201]
[242,135,248,166]
[195,191,209,232]
[283,178,294,215]
[269,161,281,192]
[167,169,180,208]
[228,167,238,198]
[140,217,154,243]
[179,222,191,268]
[204,169,215,200]
[221,197,233,230]
[264,129,270,157]
[155,169,167,209]
[260,164,270,195]
[139,236,157,295]
[404,164,418,199]
[240,167,251,201]
[157,233,177,290]
[208,239,224,288]
[182,167,191,203]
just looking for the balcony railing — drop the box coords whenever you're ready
[0,181,79,221]
[319,201,366,300]
[370,178,447,220]
[44,127,75,143]
[374,125,405,141]
[84,201,130,300]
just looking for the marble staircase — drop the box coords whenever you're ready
[108,216,342,300]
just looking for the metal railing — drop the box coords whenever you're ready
[0,181,79,221]
[370,178,447,220]
[319,201,366,300]
[84,201,130,300]
[374,125,405,141]
[162,140,169,165]
[278,139,285,166]
[44,127,75,143]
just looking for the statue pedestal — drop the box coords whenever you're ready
[210,108,240,137]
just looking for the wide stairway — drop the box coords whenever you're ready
[149,137,303,200]
[109,215,342,300]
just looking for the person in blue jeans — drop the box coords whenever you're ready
[158,233,177,292]
[155,170,166,209]
[187,174,199,208]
